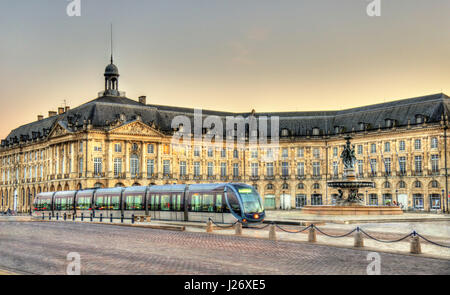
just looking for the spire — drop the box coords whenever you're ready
[110,23,113,64]
[103,23,120,96]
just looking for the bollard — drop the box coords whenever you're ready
[64,213,67,221]
[100,213,103,222]
[206,219,213,233]
[81,213,84,221]
[72,214,75,221]
[410,232,421,254]
[49,213,52,220]
[42,213,44,220]
[56,212,59,221]
[268,224,277,241]
[90,213,93,222]
[308,225,317,243]
[235,222,243,236]
[121,214,124,223]
[354,227,364,247]
[131,214,135,224]
[110,214,113,223]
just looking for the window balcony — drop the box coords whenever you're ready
[312,175,322,180]
[78,173,83,178]
[207,175,216,180]
[369,172,377,177]
[162,173,172,179]
[265,175,275,180]
[179,174,189,180]
[64,174,69,179]
[296,175,305,180]
[428,170,440,176]
[131,173,142,179]
[94,172,105,178]
[57,174,62,179]
[220,176,228,181]
[250,175,259,181]
[382,172,391,177]
[280,175,290,180]
[413,171,423,176]
[147,173,157,179]
[232,176,241,181]
[114,172,126,179]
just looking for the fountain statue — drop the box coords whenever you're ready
[301,136,403,215]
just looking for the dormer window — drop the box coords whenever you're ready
[334,126,341,134]
[281,128,289,137]
[312,127,320,136]
[385,119,392,128]
[415,114,424,124]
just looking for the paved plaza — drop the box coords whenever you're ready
[0,221,448,275]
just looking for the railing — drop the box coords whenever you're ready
[114,172,126,179]
[265,175,275,180]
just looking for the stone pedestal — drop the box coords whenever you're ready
[268,224,277,241]
[308,227,317,243]
[410,236,422,254]
[206,220,213,233]
[354,231,364,247]
[235,222,242,236]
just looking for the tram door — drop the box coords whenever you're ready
[280,194,291,210]
[397,194,408,210]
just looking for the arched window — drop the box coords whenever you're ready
[398,181,406,189]
[282,183,289,190]
[383,181,391,189]
[414,181,422,188]
[313,183,320,190]
[430,180,439,188]
[297,182,304,189]
[266,184,273,190]
[130,154,139,177]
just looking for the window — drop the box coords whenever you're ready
[220,163,226,177]
[207,162,214,177]
[370,143,376,153]
[163,160,170,175]
[296,162,304,177]
[282,162,289,177]
[266,163,274,177]
[332,161,338,177]
[125,195,143,210]
[384,142,390,152]
[114,143,122,153]
[180,161,187,176]
[251,163,258,177]
[357,160,363,176]
[251,149,258,159]
[295,194,307,208]
[312,128,320,136]
[311,194,322,205]
[430,194,441,209]
[207,147,213,157]
[357,145,363,155]
[370,159,377,175]
[266,148,273,159]
[431,180,439,188]
[221,148,226,158]
[297,183,304,189]
[113,158,122,176]
[413,194,423,209]
[79,142,83,153]
[282,148,288,158]
[369,194,378,205]
[163,144,170,155]
[399,157,406,174]
[297,147,304,158]
[383,182,391,189]
[414,139,421,150]
[431,137,438,149]
[431,155,439,172]
[383,194,392,205]
[414,181,422,188]
[383,158,391,175]
[194,162,200,177]
[333,147,338,157]
[93,158,102,175]
[160,194,171,211]
[282,183,289,190]
[233,163,239,177]
[313,148,320,159]
[147,159,154,177]
[313,183,320,189]
[79,157,83,174]
[313,162,320,176]
[93,144,102,152]
[398,181,406,189]
[130,154,139,177]
[399,140,405,151]
[147,144,154,154]
[233,149,239,159]
[414,156,422,173]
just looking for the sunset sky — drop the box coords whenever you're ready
[0,0,449,139]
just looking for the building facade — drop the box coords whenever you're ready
[1,61,449,213]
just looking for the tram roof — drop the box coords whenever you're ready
[148,184,187,192]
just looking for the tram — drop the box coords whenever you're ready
[32,183,265,224]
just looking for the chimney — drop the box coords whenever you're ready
[65,106,70,112]
[139,96,146,104]
[48,111,57,117]
[58,107,64,115]
[37,115,44,121]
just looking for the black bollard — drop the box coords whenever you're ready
[49,213,52,220]
[64,213,67,221]
[121,214,124,223]
[72,214,75,221]
[81,213,84,221]
[90,213,93,222]
[100,213,103,222]
[42,213,44,220]
[56,212,59,220]
[110,213,113,223]
[131,214,135,224]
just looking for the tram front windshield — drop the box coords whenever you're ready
[233,185,264,213]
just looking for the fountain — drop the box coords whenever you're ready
[302,136,403,215]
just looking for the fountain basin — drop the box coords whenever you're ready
[301,205,403,215]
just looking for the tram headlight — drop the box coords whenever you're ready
[253,213,260,219]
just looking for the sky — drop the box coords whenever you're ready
[0,0,449,139]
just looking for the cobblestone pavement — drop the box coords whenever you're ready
[0,222,448,275]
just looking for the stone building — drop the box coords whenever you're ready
[0,60,449,213]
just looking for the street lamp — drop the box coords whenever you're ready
[441,189,445,213]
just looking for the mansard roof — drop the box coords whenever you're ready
[2,92,450,147]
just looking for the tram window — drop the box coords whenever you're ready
[174,194,182,211]
[203,194,214,212]
[226,191,241,214]
[95,196,104,209]
[77,196,91,210]
[125,195,143,210]
[110,196,120,210]
[215,194,223,213]
[154,194,160,210]
[161,194,171,211]
[38,198,51,211]
[191,194,201,212]
[149,194,156,210]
